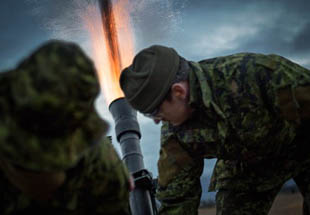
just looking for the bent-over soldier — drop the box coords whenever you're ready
[120,45,310,215]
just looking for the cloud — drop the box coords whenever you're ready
[163,0,310,71]
[292,22,310,54]
[0,1,49,70]
[130,0,188,50]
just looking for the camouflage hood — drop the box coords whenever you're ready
[0,40,108,172]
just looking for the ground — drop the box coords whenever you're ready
[199,192,303,215]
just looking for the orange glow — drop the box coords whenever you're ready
[82,0,135,105]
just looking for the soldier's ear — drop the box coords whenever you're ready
[171,82,187,100]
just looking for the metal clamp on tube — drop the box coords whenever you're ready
[109,98,157,215]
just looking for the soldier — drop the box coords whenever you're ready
[120,45,310,215]
[0,40,132,215]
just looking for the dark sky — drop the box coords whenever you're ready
[130,0,310,67]
[1,0,310,71]
[0,1,49,70]
[0,0,309,177]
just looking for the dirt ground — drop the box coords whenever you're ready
[199,192,303,215]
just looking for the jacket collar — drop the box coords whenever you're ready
[188,61,226,120]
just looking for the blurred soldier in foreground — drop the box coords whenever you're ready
[0,40,131,215]
[120,45,310,215]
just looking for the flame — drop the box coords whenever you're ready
[82,0,135,105]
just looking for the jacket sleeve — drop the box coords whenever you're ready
[276,84,310,124]
[262,55,310,124]
[156,123,204,215]
[82,137,131,215]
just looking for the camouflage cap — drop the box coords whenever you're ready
[120,45,180,113]
[0,40,108,172]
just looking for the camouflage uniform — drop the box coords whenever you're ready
[156,53,310,215]
[0,137,131,215]
[0,40,131,214]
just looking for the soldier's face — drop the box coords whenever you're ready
[155,99,193,126]
[152,82,193,126]
[0,158,66,201]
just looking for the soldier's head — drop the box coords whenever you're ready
[0,40,108,199]
[120,45,193,126]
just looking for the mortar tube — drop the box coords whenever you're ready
[109,98,154,215]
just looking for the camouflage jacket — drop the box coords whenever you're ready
[156,53,310,214]
[0,137,130,215]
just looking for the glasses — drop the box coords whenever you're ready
[142,89,170,119]
[142,107,160,119]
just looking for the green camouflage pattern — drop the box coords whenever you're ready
[0,40,108,171]
[156,53,310,214]
[0,136,131,215]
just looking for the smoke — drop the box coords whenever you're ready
[25,0,189,118]
[26,0,188,54]
[25,0,188,173]
[26,0,95,55]
[129,0,188,49]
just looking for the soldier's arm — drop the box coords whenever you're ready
[156,124,204,215]
[259,55,310,124]
[276,84,310,124]
[84,137,131,215]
